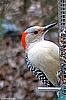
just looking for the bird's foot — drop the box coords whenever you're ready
[57,70,62,85]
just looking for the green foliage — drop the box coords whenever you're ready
[0,19,5,34]
[0,19,5,43]
[44,0,57,5]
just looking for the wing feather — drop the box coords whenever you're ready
[28,40,60,85]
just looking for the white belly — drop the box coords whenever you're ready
[27,40,60,85]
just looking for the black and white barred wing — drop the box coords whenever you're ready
[25,53,53,87]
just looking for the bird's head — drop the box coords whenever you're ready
[21,23,57,51]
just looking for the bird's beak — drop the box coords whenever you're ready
[38,22,57,31]
[44,22,57,31]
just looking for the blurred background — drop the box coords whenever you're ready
[0,0,58,100]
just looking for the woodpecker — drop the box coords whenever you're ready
[21,23,60,86]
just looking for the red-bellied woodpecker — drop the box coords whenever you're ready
[21,23,60,86]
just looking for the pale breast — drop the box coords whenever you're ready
[27,40,60,85]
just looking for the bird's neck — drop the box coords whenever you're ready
[26,37,44,52]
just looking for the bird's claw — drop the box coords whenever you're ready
[57,70,62,85]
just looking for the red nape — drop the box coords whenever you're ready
[21,32,28,51]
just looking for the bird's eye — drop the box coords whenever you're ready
[34,31,38,34]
